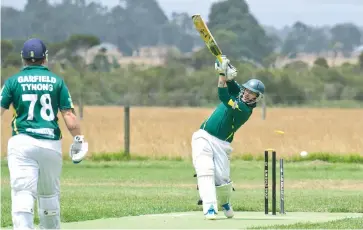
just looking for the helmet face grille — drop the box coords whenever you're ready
[239,79,265,105]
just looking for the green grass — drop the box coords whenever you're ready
[1,159,363,228]
[87,152,184,162]
[260,100,363,109]
[232,152,363,163]
[251,217,363,229]
[84,151,363,163]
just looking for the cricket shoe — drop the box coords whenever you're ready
[221,203,234,218]
[204,206,217,220]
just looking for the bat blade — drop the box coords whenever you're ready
[192,14,223,63]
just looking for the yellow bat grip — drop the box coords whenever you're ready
[217,55,223,64]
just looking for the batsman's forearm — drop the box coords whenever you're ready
[218,75,227,88]
[61,109,82,137]
[226,80,240,96]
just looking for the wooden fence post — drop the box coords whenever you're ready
[124,105,130,158]
[262,97,266,120]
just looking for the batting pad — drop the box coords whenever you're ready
[11,190,35,229]
[216,182,233,206]
[198,175,218,214]
[38,195,60,229]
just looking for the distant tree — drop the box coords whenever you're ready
[3,53,23,68]
[314,57,329,68]
[330,42,343,67]
[90,47,111,72]
[207,0,274,63]
[304,28,329,55]
[58,34,101,118]
[47,42,67,57]
[1,0,198,55]
[66,34,100,53]
[282,23,330,55]
[1,40,14,63]
[330,23,362,57]
[359,52,363,70]
[213,29,240,59]
[281,21,311,57]
[284,60,309,70]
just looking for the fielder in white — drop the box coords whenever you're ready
[191,55,265,220]
[1,38,89,229]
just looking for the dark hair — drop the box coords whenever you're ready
[23,58,45,66]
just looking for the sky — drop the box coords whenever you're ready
[1,0,363,28]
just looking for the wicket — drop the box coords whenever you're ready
[264,149,285,215]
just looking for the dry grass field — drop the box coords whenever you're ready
[1,106,363,158]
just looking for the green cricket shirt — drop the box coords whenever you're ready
[200,80,256,143]
[1,65,74,140]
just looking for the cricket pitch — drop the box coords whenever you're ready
[54,211,362,229]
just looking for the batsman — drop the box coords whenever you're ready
[191,55,265,220]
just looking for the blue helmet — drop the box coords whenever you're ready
[21,38,48,62]
[239,79,265,105]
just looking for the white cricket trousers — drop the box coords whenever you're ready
[7,134,63,229]
[191,129,233,214]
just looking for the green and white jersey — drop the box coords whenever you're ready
[1,65,74,140]
[200,80,256,143]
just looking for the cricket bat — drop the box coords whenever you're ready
[192,14,223,63]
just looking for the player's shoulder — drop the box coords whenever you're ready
[51,73,67,85]
[8,69,24,80]
[42,67,66,82]
[39,69,69,89]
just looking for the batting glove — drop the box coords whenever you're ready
[226,64,237,81]
[69,135,89,164]
[215,55,230,75]
[215,55,237,81]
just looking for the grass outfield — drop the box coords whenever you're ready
[254,217,363,229]
[1,159,363,229]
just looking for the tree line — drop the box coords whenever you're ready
[2,39,363,108]
[2,0,362,66]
